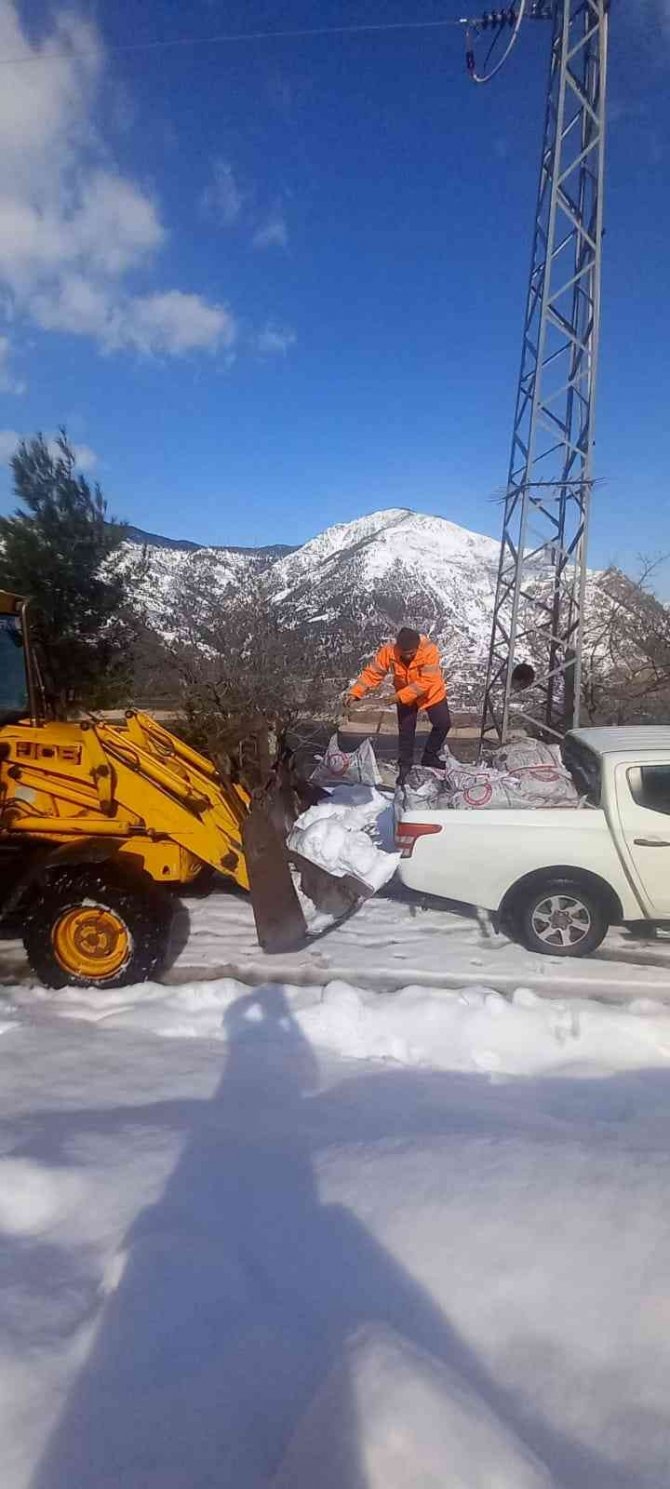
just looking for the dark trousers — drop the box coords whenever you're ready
[397,700,451,771]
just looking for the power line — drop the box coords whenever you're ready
[0,15,473,69]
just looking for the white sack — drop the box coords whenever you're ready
[311,733,381,787]
[288,795,399,893]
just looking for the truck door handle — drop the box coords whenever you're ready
[634,837,670,847]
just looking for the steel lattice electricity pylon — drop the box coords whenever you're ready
[472,0,609,745]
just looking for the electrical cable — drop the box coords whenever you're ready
[0,15,474,68]
[465,1,528,84]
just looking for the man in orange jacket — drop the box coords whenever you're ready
[346,627,450,781]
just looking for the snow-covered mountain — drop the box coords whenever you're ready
[124,506,668,714]
[127,508,502,689]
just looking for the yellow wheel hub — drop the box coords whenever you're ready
[52,906,131,980]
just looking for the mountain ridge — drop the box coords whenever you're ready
[125,506,667,717]
[124,524,296,560]
[128,508,503,698]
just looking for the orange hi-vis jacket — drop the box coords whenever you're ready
[350,636,447,709]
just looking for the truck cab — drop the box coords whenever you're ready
[396,727,670,956]
[574,728,670,922]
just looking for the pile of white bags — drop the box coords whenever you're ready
[400,739,580,813]
[490,739,579,808]
[400,766,453,811]
[493,739,561,771]
[309,732,579,825]
[442,757,495,794]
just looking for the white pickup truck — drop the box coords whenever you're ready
[396,727,670,957]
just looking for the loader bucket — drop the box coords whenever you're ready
[291,853,362,921]
[242,746,369,951]
[242,789,308,953]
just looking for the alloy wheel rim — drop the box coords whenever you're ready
[531,893,592,949]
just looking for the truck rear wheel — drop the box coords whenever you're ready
[511,875,610,958]
[22,866,173,989]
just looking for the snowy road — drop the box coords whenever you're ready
[4,885,670,1005]
[162,888,670,1003]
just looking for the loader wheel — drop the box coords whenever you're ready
[22,867,173,989]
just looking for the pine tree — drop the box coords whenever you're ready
[0,431,136,711]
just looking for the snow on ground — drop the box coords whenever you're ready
[4,782,670,1005]
[3,810,670,1487]
[6,975,670,1078]
[1,979,670,1489]
[5,886,670,1004]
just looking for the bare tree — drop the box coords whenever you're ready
[164,566,358,782]
[581,559,670,724]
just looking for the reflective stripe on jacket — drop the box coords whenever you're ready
[350,636,446,708]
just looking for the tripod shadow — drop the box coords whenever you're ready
[30,987,650,1489]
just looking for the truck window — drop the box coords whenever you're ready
[628,765,670,817]
[0,614,28,719]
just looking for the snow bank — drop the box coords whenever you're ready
[11,975,670,1076]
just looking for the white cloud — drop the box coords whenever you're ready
[0,334,24,393]
[30,279,236,355]
[108,291,236,356]
[252,213,289,251]
[0,3,233,358]
[0,427,19,462]
[256,324,296,357]
[0,173,164,287]
[50,438,98,471]
[203,158,290,251]
[0,427,98,470]
[31,275,117,339]
[202,160,245,226]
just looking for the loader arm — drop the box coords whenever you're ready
[1,713,249,888]
[96,713,251,885]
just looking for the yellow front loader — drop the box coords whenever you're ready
[0,591,310,988]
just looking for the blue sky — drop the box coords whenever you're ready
[0,0,668,591]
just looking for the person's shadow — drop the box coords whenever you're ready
[30,987,654,1489]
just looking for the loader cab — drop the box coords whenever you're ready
[0,591,44,725]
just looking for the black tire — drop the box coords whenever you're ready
[510,875,610,958]
[22,865,173,989]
